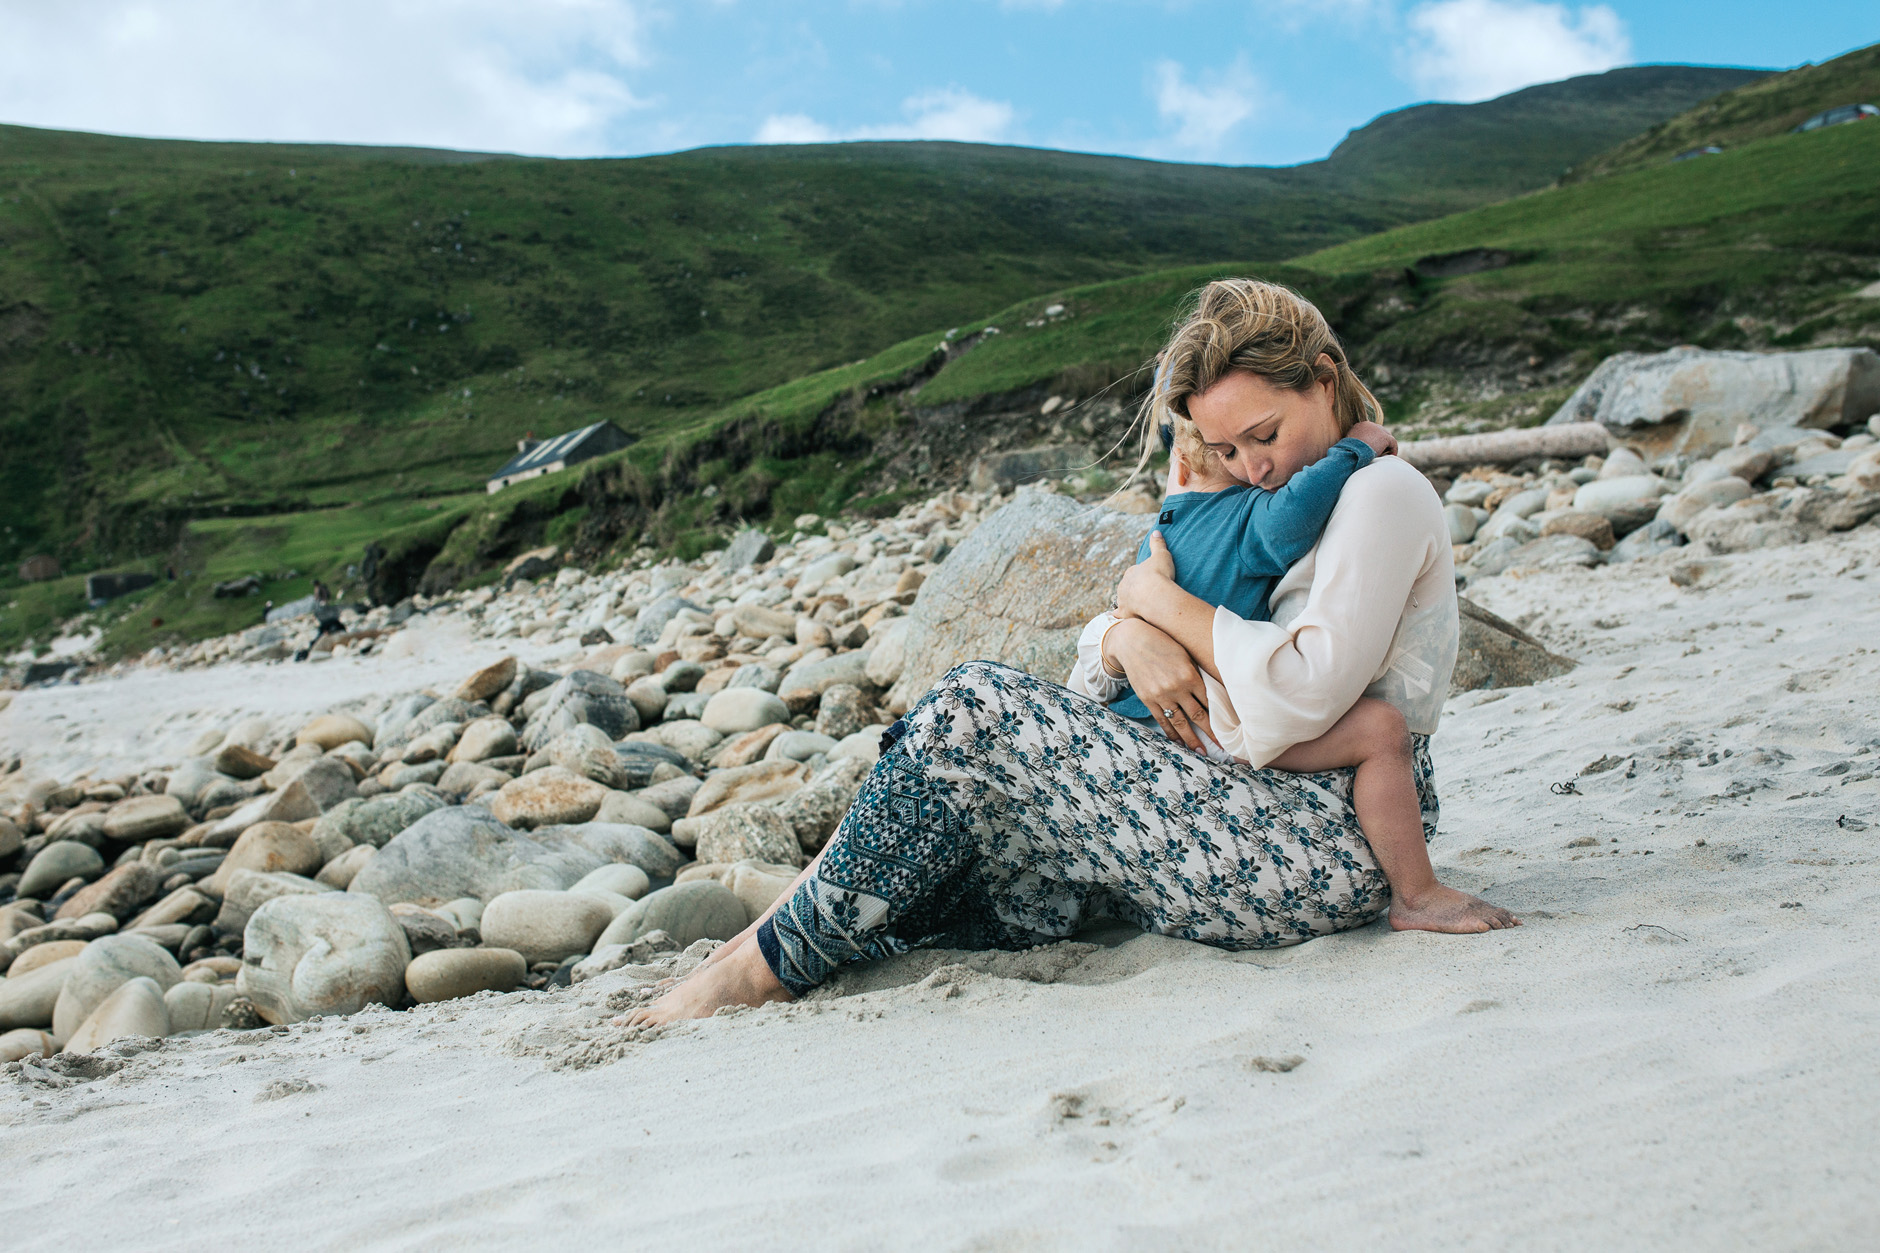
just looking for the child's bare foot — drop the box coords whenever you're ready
[616,937,794,1027]
[1389,884,1521,934]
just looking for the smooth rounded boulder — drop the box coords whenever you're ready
[297,713,374,751]
[595,880,748,949]
[162,980,240,1032]
[702,688,791,735]
[18,841,105,899]
[592,789,673,834]
[102,794,189,842]
[0,1028,57,1063]
[64,976,171,1052]
[52,934,182,1039]
[0,955,81,1030]
[479,890,615,964]
[449,716,518,764]
[238,893,411,1024]
[206,822,323,894]
[10,940,87,977]
[571,863,651,901]
[693,806,805,868]
[405,948,527,1003]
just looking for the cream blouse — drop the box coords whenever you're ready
[1068,457,1459,767]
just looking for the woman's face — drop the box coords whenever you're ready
[1186,360,1341,490]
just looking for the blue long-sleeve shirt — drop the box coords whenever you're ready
[1109,436,1377,722]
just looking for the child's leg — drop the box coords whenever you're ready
[1271,698,1519,934]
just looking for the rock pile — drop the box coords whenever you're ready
[1439,414,1880,582]
[0,494,1014,1054]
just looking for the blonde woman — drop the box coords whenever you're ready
[629,279,1478,1023]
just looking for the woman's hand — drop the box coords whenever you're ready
[1102,618,1216,751]
[1115,532,1176,620]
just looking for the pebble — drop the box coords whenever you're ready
[0,1028,57,1062]
[592,789,673,833]
[0,956,81,1030]
[9,939,88,977]
[102,794,189,842]
[768,728,839,761]
[405,947,528,1003]
[297,713,375,752]
[18,841,104,899]
[449,716,519,763]
[571,863,652,901]
[163,980,240,1032]
[692,805,805,868]
[686,759,809,818]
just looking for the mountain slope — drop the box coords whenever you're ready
[1565,40,1880,181]
[0,63,1758,574]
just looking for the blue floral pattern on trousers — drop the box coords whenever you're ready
[757,661,1439,996]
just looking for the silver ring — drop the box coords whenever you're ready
[1162,708,1177,718]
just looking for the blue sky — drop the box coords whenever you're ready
[0,1,1872,166]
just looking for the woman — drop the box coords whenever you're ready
[629,279,1476,1024]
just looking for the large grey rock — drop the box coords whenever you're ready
[488,767,609,830]
[721,530,776,571]
[772,757,871,852]
[405,948,526,1003]
[374,693,438,748]
[1548,346,1880,458]
[1469,534,1602,578]
[543,724,629,789]
[967,444,1093,492]
[594,880,748,949]
[1451,598,1577,693]
[102,794,189,842]
[51,933,181,1040]
[378,697,485,752]
[1686,501,1807,553]
[520,671,639,752]
[351,807,582,905]
[237,893,411,1023]
[631,596,706,647]
[777,651,872,713]
[165,758,229,810]
[313,790,448,851]
[886,492,1153,710]
[691,806,805,868]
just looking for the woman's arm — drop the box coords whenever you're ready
[1211,458,1453,767]
[1115,531,1220,680]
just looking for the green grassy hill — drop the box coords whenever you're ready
[1566,40,1880,181]
[0,63,1756,573]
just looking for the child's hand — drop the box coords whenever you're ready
[1349,420,1398,458]
[1116,532,1176,619]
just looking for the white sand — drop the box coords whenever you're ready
[3,527,1878,1248]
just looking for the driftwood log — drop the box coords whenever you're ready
[1400,422,1612,471]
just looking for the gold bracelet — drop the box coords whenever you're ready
[1097,617,1128,678]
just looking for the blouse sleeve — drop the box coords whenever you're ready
[1207,458,1453,767]
[1067,611,1130,702]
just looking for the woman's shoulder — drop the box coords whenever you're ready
[1334,456,1443,521]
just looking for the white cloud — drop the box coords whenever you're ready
[0,0,651,156]
[753,87,1014,146]
[1151,58,1259,154]
[1402,0,1630,101]
[753,113,836,144]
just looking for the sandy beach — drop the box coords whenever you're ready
[2,522,1877,1249]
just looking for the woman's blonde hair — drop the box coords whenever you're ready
[1139,278,1382,475]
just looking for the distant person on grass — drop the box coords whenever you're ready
[628,278,1511,1025]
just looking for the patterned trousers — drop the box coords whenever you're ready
[756,661,1439,996]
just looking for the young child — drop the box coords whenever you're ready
[1110,415,1518,934]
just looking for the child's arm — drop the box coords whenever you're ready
[1242,426,1387,568]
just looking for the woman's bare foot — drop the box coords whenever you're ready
[1388,884,1521,934]
[617,936,795,1027]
